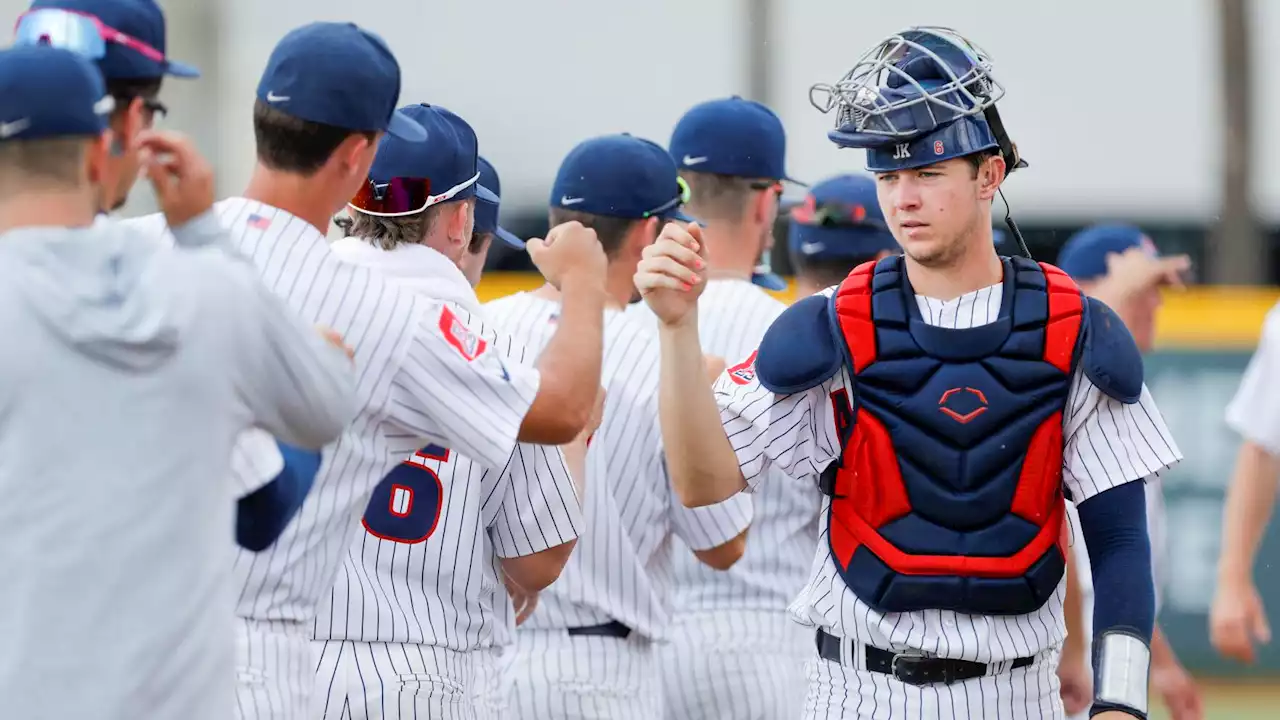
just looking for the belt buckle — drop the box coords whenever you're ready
[890,652,943,686]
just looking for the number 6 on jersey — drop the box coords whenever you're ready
[362,445,449,543]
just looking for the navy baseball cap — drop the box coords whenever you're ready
[357,104,493,214]
[551,134,693,222]
[0,45,113,142]
[22,0,199,80]
[475,156,522,249]
[788,174,897,261]
[670,96,802,184]
[1057,223,1161,282]
[256,23,426,141]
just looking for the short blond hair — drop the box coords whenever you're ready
[680,170,761,223]
[0,138,88,194]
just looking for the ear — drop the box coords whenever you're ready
[635,216,660,249]
[109,98,147,155]
[333,131,379,178]
[753,183,778,224]
[448,200,472,242]
[85,132,113,185]
[977,154,1006,202]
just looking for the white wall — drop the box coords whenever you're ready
[6,0,1280,222]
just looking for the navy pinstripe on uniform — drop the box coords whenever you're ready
[487,293,755,719]
[310,239,585,719]
[635,278,822,718]
[712,284,1183,719]
[128,199,542,720]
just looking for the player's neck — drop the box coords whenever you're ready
[794,278,827,300]
[699,221,758,280]
[243,165,336,238]
[0,192,97,234]
[904,240,1003,302]
[531,264,631,310]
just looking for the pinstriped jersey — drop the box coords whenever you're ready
[127,198,541,625]
[486,292,754,640]
[635,277,822,611]
[312,238,584,650]
[716,283,1183,663]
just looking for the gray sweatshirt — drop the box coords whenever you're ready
[0,212,357,720]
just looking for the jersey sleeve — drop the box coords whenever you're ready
[489,444,585,558]
[1225,305,1280,454]
[711,353,844,492]
[668,476,754,551]
[229,428,285,497]
[1061,368,1183,504]
[387,301,541,471]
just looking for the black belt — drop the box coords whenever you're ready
[816,629,1033,686]
[566,620,632,639]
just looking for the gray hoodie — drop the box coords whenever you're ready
[0,212,357,720]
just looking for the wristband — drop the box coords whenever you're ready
[1092,630,1150,718]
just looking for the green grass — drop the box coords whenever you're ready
[1150,679,1279,720]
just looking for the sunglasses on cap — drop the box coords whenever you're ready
[641,176,692,219]
[348,172,482,217]
[14,8,168,65]
[791,196,887,229]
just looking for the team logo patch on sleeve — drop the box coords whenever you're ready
[438,305,488,361]
[727,350,759,385]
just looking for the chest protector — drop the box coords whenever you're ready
[828,256,1083,615]
[756,255,1143,617]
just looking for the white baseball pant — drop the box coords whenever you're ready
[509,628,661,719]
[660,608,809,719]
[235,618,318,720]
[802,633,1064,719]
[312,640,481,720]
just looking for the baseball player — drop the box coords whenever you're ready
[14,0,199,214]
[0,45,356,720]
[637,96,817,720]
[1211,292,1280,665]
[635,26,1183,720]
[788,175,900,299]
[458,156,524,289]
[485,133,754,720]
[314,104,586,719]
[1055,224,1203,720]
[124,23,609,719]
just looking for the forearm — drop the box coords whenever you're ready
[235,443,320,551]
[1063,540,1088,660]
[1218,441,1280,583]
[168,208,225,248]
[1150,625,1177,669]
[658,319,746,507]
[1079,482,1154,719]
[561,439,588,501]
[521,277,606,444]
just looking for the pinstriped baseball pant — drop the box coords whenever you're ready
[235,618,318,720]
[801,644,1065,719]
[509,628,661,719]
[311,640,484,720]
[659,609,809,719]
[471,644,515,720]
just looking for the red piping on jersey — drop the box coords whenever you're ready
[828,261,1081,577]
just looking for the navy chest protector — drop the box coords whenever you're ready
[754,255,1144,616]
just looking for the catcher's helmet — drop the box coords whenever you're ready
[810,27,1026,174]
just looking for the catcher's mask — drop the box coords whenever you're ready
[809,26,1026,175]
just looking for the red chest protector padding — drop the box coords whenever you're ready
[826,255,1083,616]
